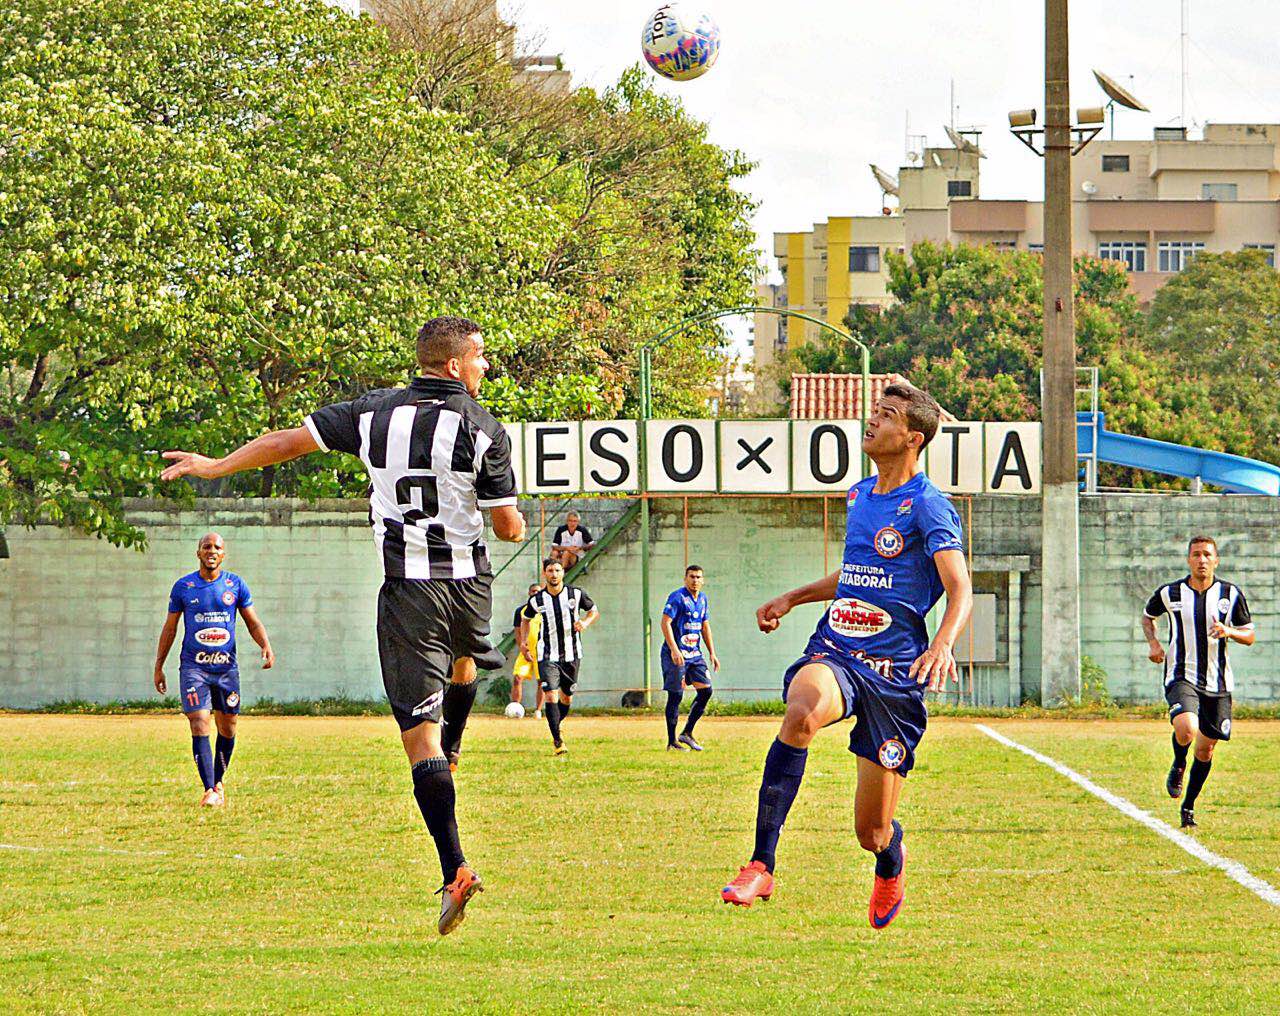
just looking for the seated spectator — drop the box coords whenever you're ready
[549,511,595,570]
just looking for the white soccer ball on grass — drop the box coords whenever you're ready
[504,701,526,719]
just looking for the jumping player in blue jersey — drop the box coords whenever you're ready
[720,385,972,929]
[661,565,719,751]
[153,533,275,807]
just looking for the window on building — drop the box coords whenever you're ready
[1201,183,1238,201]
[1028,243,1045,254]
[947,179,973,197]
[1101,154,1130,173]
[1244,243,1276,268]
[813,276,827,300]
[1157,241,1204,272]
[991,239,1016,251]
[848,246,881,272]
[1098,241,1147,272]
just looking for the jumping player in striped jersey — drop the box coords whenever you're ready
[159,316,526,935]
[519,559,598,755]
[719,384,972,928]
[1143,536,1255,829]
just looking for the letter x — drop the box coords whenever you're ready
[736,436,774,474]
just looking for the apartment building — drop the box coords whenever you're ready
[771,122,1280,355]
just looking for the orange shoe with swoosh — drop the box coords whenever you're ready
[436,866,483,935]
[721,861,774,906]
[868,842,906,929]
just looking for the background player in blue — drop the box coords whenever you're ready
[660,564,720,751]
[153,533,274,807]
[720,384,972,929]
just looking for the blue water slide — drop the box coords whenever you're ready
[1076,412,1280,495]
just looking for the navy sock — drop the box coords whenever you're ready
[192,735,215,791]
[683,687,712,736]
[1184,757,1212,808]
[545,701,563,744]
[874,819,904,878]
[751,739,809,873]
[441,680,478,758]
[1171,732,1189,767]
[213,734,236,785]
[411,757,466,883]
[665,691,683,744]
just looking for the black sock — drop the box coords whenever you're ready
[411,757,466,883]
[441,680,479,758]
[192,735,215,791]
[1171,732,1189,767]
[559,701,571,721]
[1184,757,1212,809]
[213,734,236,785]
[751,738,808,873]
[874,819,904,878]
[683,687,712,736]
[665,691,683,744]
[545,701,563,744]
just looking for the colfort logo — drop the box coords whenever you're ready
[827,598,892,639]
[194,651,232,666]
[194,627,231,647]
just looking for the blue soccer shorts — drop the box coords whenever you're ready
[179,666,242,715]
[781,639,926,775]
[660,646,711,693]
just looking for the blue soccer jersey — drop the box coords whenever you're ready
[167,571,252,673]
[663,589,709,661]
[810,472,963,686]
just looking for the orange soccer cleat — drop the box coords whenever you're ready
[436,865,484,936]
[868,842,906,929]
[721,861,774,907]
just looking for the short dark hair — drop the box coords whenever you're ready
[1188,535,1218,554]
[542,557,561,569]
[685,564,703,574]
[416,316,481,370]
[881,383,942,449]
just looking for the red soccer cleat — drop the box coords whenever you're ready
[868,842,906,929]
[721,861,773,906]
[436,865,484,936]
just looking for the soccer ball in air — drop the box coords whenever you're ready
[504,701,526,719]
[641,5,721,82]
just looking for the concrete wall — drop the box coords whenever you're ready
[3,494,1278,708]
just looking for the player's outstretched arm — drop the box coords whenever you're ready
[909,549,972,692]
[575,607,599,633]
[1141,615,1166,663]
[160,427,320,482]
[153,612,180,694]
[755,570,840,633]
[239,605,275,670]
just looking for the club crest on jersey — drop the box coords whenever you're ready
[226,692,240,709]
[878,739,906,769]
[896,498,913,516]
[848,488,859,505]
[222,591,236,606]
[1221,718,1232,736]
[874,526,904,558]
[1218,598,1231,614]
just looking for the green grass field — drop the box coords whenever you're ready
[4,714,1280,1014]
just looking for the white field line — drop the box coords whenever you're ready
[975,723,1280,908]
[0,842,286,863]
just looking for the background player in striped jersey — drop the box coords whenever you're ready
[512,582,545,717]
[719,385,972,928]
[159,316,525,934]
[153,533,274,806]
[519,559,598,755]
[1143,536,1255,828]
[660,564,719,751]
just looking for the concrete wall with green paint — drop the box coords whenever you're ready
[2,494,1278,708]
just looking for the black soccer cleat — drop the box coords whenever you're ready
[1166,763,1185,799]
[1180,807,1196,829]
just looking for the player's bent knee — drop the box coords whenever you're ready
[779,703,823,746]
[855,821,893,854]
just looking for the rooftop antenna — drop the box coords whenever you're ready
[1180,0,1189,127]
[1093,69,1149,140]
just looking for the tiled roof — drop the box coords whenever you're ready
[789,373,957,421]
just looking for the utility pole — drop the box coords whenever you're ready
[1040,0,1082,704]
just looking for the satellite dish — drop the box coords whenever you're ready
[907,151,921,164]
[870,164,899,196]
[929,151,942,167]
[1093,70,1149,112]
[944,125,986,158]
[1082,180,1098,195]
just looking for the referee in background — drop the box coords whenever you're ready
[160,315,525,934]
[1142,535,1255,829]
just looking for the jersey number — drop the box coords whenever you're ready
[395,475,439,523]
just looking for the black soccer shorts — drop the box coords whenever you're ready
[376,575,502,732]
[1166,679,1233,741]
[539,659,580,696]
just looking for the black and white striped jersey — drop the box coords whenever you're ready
[304,377,517,580]
[1144,577,1253,693]
[522,586,596,663]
